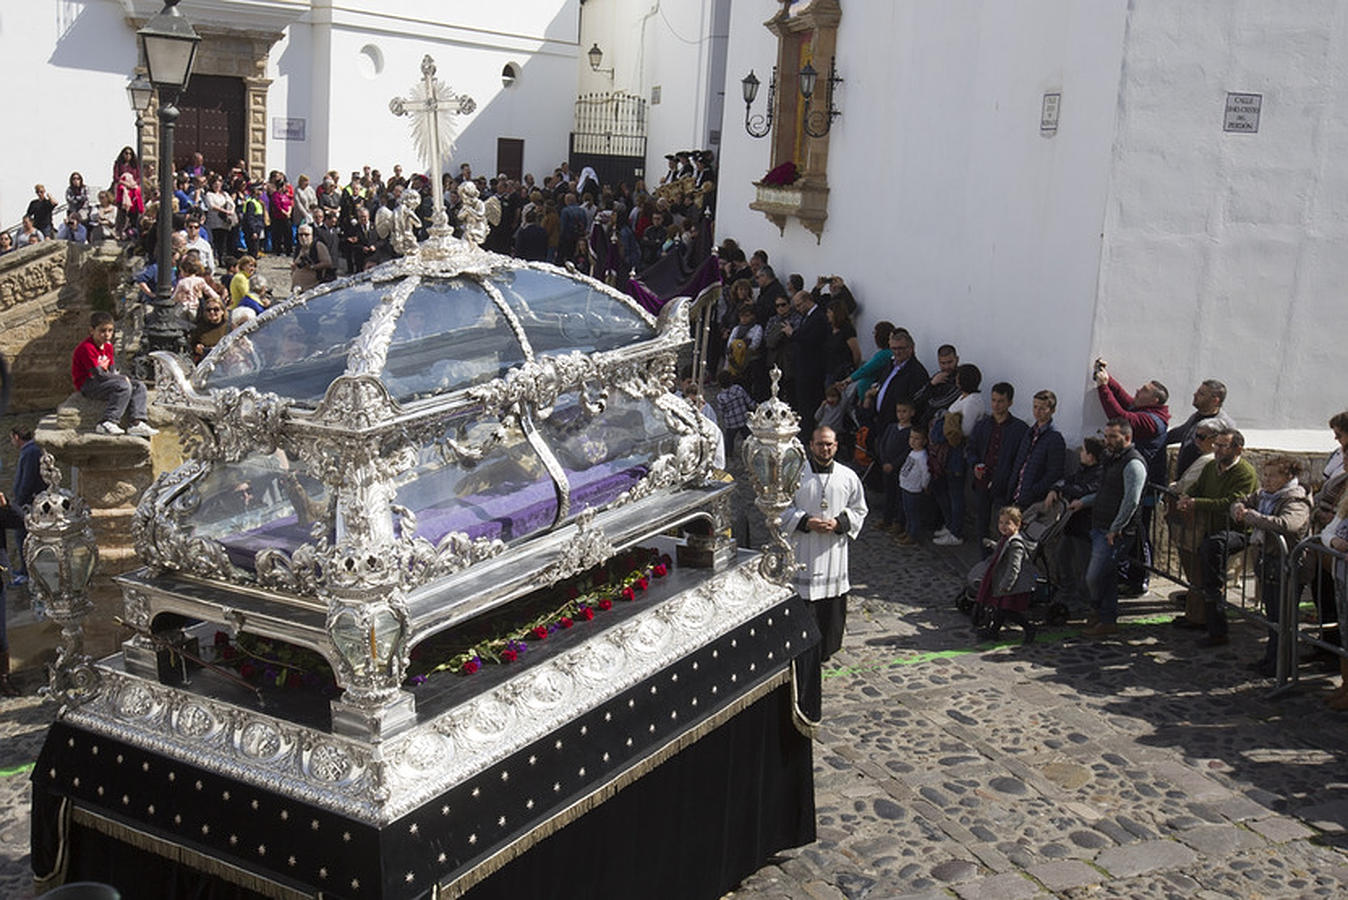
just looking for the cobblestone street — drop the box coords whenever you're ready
[2,473,1347,898]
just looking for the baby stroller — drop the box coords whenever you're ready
[955,498,1072,629]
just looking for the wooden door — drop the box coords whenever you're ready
[178,75,245,175]
[496,138,524,181]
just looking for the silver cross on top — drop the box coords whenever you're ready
[389,55,477,235]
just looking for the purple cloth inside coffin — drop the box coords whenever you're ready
[219,461,648,570]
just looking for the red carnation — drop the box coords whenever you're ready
[239,662,257,679]
[652,563,668,578]
[501,648,518,663]
[621,586,636,601]
[532,626,548,640]
[463,659,481,674]
[636,577,649,591]
[560,617,573,629]
[598,598,612,611]
[580,607,595,621]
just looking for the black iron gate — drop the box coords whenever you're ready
[569,91,647,190]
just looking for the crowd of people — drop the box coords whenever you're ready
[699,235,1348,699]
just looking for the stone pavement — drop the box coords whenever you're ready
[3,470,1348,897]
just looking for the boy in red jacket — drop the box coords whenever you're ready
[71,312,158,438]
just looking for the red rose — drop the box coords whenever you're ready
[239,662,256,679]
[559,617,573,629]
[621,586,635,601]
[463,659,481,674]
[580,607,595,621]
[214,630,230,646]
[598,598,612,611]
[501,649,518,663]
[220,647,237,661]
[636,577,649,591]
[532,626,548,640]
[652,563,668,577]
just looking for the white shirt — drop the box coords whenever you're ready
[781,461,867,600]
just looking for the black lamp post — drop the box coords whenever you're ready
[126,73,153,170]
[137,0,200,360]
[799,56,842,138]
[742,67,776,139]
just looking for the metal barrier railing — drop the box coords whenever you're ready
[1141,483,1297,685]
[1282,537,1348,692]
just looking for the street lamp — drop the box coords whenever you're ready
[126,72,153,171]
[587,43,614,80]
[742,67,777,139]
[137,0,201,360]
[799,57,843,138]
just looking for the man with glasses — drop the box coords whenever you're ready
[764,291,802,407]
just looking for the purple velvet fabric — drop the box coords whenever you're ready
[219,462,648,571]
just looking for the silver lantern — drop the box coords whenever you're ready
[740,367,807,582]
[24,452,100,708]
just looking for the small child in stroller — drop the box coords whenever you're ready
[974,506,1039,644]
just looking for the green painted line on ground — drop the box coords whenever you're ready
[0,762,35,778]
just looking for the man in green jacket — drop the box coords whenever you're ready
[1176,430,1259,644]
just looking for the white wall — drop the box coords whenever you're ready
[0,0,140,226]
[716,1,1129,440]
[1092,0,1348,433]
[286,1,579,182]
[578,0,728,182]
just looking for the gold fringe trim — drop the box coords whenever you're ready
[438,668,792,899]
[68,806,314,900]
[32,797,72,892]
[789,659,821,739]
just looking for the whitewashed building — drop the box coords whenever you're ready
[3,0,732,229]
[714,0,1348,438]
[3,0,586,225]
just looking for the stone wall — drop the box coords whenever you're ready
[0,240,126,413]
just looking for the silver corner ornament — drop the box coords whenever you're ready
[741,366,806,583]
[24,452,101,710]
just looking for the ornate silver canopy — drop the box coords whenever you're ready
[129,239,721,738]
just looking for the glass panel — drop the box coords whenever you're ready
[200,280,385,406]
[30,545,61,594]
[492,269,654,356]
[379,280,525,402]
[184,451,332,572]
[538,391,676,518]
[69,542,97,591]
[392,416,558,546]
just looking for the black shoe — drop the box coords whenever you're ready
[1196,634,1230,648]
[1021,623,1037,645]
[1117,584,1147,599]
[1171,617,1205,631]
[976,627,1000,643]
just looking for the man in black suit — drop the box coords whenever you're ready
[344,206,378,272]
[786,289,830,439]
[316,209,342,280]
[866,328,930,433]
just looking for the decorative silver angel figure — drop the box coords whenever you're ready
[457,181,489,246]
[391,189,422,256]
